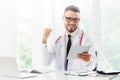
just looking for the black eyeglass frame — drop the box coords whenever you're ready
[64,16,80,23]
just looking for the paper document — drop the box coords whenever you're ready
[67,45,90,59]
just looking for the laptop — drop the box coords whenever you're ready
[0,56,37,79]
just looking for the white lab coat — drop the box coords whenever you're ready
[41,28,96,72]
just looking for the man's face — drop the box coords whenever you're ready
[63,10,80,33]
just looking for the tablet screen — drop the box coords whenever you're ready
[67,45,90,59]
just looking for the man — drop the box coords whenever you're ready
[41,5,96,71]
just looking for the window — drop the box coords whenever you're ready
[17,0,32,68]
[100,0,120,70]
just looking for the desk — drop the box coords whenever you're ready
[0,71,115,80]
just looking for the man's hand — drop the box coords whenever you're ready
[77,52,91,62]
[42,28,52,44]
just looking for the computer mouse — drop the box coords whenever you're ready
[30,69,42,74]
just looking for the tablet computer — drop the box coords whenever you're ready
[67,45,90,59]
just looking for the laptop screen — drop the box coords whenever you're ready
[0,57,21,77]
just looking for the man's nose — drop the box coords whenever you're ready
[69,20,75,24]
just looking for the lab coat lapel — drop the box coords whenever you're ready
[60,34,66,69]
[72,35,80,46]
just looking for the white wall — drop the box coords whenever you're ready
[0,0,17,57]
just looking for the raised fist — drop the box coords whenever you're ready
[42,28,52,44]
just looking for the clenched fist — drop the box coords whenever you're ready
[42,28,52,44]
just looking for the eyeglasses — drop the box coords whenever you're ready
[64,16,80,23]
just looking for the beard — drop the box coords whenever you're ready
[65,26,77,33]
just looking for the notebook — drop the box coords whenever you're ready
[0,56,37,79]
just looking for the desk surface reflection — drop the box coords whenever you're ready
[0,71,115,80]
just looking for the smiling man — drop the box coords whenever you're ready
[41,5,96,71]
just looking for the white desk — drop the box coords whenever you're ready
[0,71,115,80]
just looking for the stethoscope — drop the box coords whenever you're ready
[79,30,84,46]
[55,30,84,46]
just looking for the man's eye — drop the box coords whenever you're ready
[73,18,80,21]
[66,17,71,20]
[73,18,78,21]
